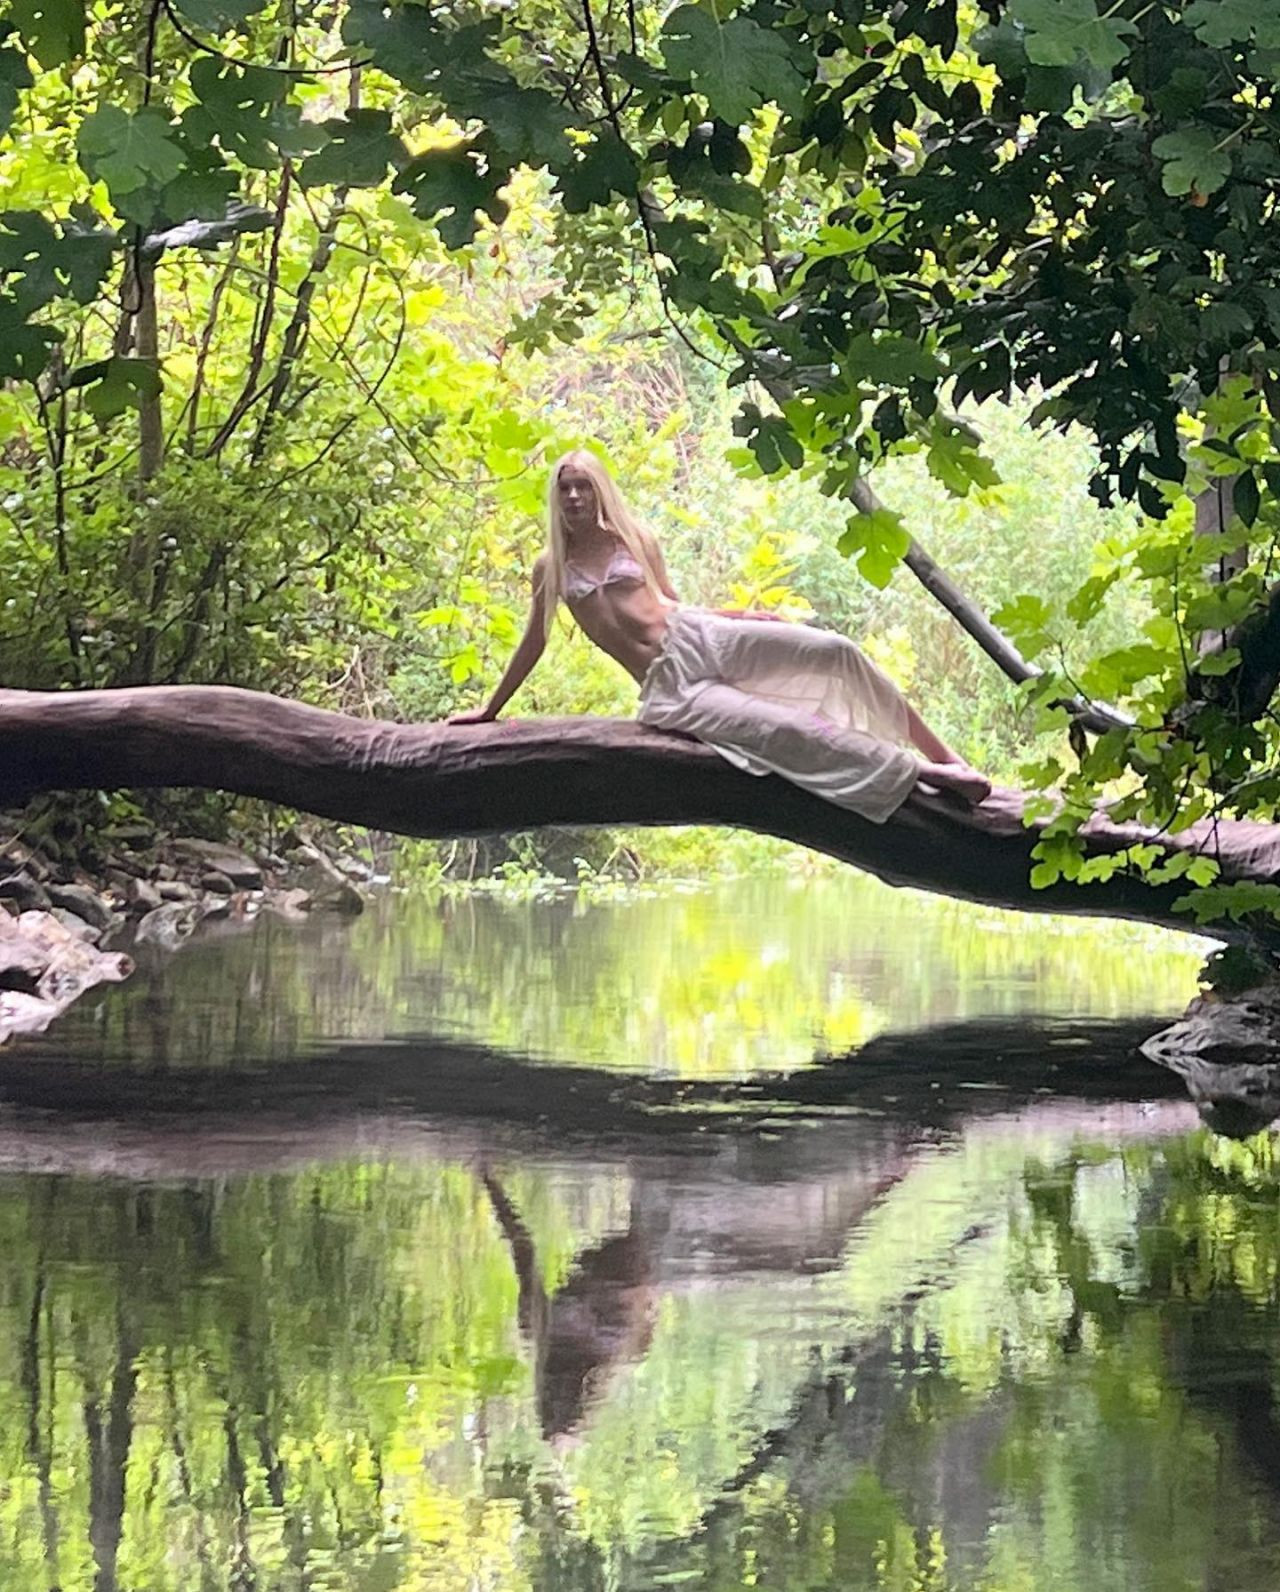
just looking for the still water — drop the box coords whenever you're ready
[0,875,1274,1591]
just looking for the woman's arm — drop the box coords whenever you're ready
[447,556,552,723]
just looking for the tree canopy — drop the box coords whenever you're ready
[8,0,1280,929]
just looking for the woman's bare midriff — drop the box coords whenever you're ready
[565,585,675,684]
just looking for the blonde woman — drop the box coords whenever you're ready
[448,450,991,821]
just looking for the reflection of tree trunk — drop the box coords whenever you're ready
[220,1397,259,1592]
[83,1307,140,1592]
[164,1351,216,1587]
[20,1232,61,1588]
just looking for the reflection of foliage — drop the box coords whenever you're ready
[5,1079,1280,1587]
[26,877,1206,1082]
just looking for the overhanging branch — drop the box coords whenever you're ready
[2,684,1275,942]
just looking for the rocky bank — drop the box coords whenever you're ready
[0,816,373,1043]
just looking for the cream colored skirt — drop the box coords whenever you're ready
[637,607,920,824]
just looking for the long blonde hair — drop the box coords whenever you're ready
[542,449,665,638]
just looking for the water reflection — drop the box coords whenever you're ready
[2,883,1272,1592]
[10,875,1207,1077]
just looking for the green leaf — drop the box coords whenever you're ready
[661,5,806,125]
[76,356,162,419]
[0,26,33,137]
[77,106,185,202]
[158,160,239,223]
[845,332,944,386]
[182,58,323,173]
[0,291,58,378]
[7,0,83,67]
[0,209,114,312]
[557,134,638,213]
[1185,0,1280,50]
[298,109,407,189]
[1008,0,1136,71]
[837,507,911,588]
[393,142,509,248]
[170,0,267,33]
[342,2,498,98]
[482,87,575,170]
[1196,646,1242,677]
[925,421,1001,497]
[1233,468,1261,526]
[1066,570,1120,624]
[1152,128,1231,197]
[992,594,1055,657]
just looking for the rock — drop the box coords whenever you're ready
[257,850,288,873]
[290,851,366,915]
[126,878,163,916]
[156,880,197,903]
[1142,981,1280,1136]
[333,854,373,881]
[106,852,148,879]
[198,893,234,921]
[0,922,47,991]
[50,908,101,943]
[153,863,176,881]
[170,838,263,889]
[0,898,17,919]
[134,901,200,951]
[262,887,313,920]
[0,988,60,1041]
[0,911,132,1043]
[0,871,50,912]
[47,882,115,932]
[3,843,49,882]
[200,870,235,896]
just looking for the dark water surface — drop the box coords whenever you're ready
[2,877,1276,1591]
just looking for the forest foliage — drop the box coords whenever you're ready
[5,0,1280,915]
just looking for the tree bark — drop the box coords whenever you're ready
[3,683,1277,940]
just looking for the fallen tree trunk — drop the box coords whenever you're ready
[3,683,1278,941]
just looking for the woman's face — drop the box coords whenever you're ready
[557,467,598,533]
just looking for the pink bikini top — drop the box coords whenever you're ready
[563,548,645,602]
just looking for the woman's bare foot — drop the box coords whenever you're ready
[917,759,993,805]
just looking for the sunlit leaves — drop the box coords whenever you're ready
[393,142,509,248]
[1174,880,1280,925]
[837,507,912,588]
[993,595,1055,659]
[660,5,806,125]
[6,0,82,66]
[924,419,1000,497]
[1152,128,1232,197]
[298,110,407,189]
[1007,0,1136,72]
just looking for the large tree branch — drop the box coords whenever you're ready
[3,685,1276,941]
